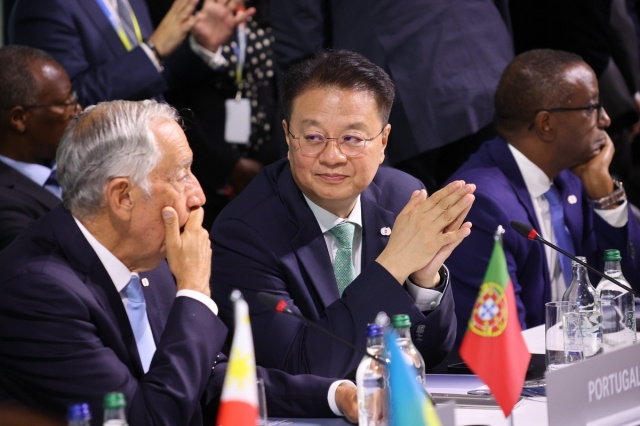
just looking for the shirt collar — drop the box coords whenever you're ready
[304,195,362,233]
[73,216,135,293]
[508,144,552,198]
[0,154,53,187]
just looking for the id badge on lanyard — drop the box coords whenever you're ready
[94,0,143,51]
[225,23,251,145]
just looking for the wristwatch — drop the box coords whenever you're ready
[589,180,627,209]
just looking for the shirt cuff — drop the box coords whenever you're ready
[189,35,227,70]
[593,200,628,228]
[176,289,218,315]
[328,380,356,416]
[139,43,163,72]
[405,265,449,311]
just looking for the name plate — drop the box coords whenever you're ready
[547,343,640,426]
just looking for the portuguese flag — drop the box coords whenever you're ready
[459,237,531,417]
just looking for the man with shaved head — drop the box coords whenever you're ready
[0,45,80,250]
[446,49,640,343]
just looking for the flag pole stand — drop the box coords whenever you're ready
[507,412,514,426]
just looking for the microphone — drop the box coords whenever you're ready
[256,292,388,364]
[509,221,639,297]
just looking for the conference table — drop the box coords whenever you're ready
[270,326,548,426]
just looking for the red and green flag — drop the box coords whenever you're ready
[459,232,531,417]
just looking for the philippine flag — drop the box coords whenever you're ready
[216,290,259,426]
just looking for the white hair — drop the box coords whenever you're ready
[57,100,180,218]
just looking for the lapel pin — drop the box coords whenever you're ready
[567,195,577,205]
[141,278,150,287]
[380,227,391,236]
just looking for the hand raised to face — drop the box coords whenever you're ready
[162,206,212,297]
[190,0,256,52]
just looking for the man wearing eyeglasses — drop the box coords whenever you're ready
[446,49,640,343]
[0,45,81,250]
[211,50,475,380]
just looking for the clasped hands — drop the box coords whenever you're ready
[376,180,476,288]
[148,0,256,59]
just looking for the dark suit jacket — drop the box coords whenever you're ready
[270,0,513,164]
[0,205,338,425]
[210,158,457,378]
[0,160,60,251]
[445,137,640,344]
[9,0,210,106]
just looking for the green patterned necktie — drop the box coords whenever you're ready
[329,222,356,295]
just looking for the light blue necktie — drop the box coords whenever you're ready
[329,222,356,296]
[122,275,156,373]
[544,185,576,287]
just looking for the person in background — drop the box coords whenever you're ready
[211,50,474,379]
[0,45,80,250]
[446,49,640,344]
[0,100,358,426]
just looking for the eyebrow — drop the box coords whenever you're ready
[299,119,370,132]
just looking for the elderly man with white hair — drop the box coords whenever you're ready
[0,100,358,425]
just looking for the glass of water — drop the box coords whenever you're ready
[545,301,584,370]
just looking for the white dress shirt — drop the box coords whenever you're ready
[73,217,219,315]
[508,144,628,300]
[304,195,446,311]
[0,154,61,199]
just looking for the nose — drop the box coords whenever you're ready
[318,138,347,165]
[187,175,206,208]
[598,106,611,129]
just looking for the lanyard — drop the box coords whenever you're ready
[234,24,247,85]
[95,0,143,51]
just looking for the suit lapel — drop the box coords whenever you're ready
[279,164,340,309]
[487,138,543,232]
[0,162,60,210]
[51,207,145,377]
[77,0,130,58]
[361,184,395,267]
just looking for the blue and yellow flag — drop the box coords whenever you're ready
[385,329,441,426]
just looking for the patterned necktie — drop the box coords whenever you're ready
[122,275,156,372]
[544,185,576,287]
[329,222,356,296]
[44,168,62,199]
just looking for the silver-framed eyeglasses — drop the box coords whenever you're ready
[287,125,385,157]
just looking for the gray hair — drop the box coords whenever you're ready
[57,100,180,218]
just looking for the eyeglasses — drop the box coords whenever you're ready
[287,125,385,157]
[528,103,603,130]
[18,91,79,111]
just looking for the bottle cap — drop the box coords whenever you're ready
[391,314,411,329]
[103,392,126,410]
[603,249,622,262]
[366,323,382,338]
[67,403,91,421]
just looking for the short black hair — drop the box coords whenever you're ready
[281,49,395,125]
[495,49,586,135]
[0,45,56,110]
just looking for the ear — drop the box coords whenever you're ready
[8,107,28,133]
[533,111,555,142]
[105,177,134,221]
[379,123,390,164]
[283,119,291,160]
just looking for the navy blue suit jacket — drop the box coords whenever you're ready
[446,137,640,344]
[9,0,210,106]
[0,160,60,251]
[0,205,339,425]
[210,159,457,378]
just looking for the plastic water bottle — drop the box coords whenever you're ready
[391,314,425,387]
[103,392,128,426]
[562,257,603,358]
[596,249,636,352]
[356,324,388,426]
[67,403,91,426]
